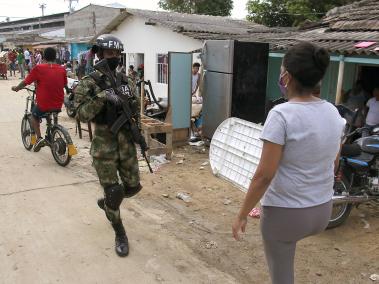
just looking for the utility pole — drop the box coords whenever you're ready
[65,0,79,13]
[39,3,46,16]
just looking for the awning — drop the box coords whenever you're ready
[32,44,58,49]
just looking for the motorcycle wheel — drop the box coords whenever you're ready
[327,176,353,229]
[21,115,34,151]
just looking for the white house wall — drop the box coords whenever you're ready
[112,16,203,99]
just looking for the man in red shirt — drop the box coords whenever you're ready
[8,50,17,77]
[12,47,68,151]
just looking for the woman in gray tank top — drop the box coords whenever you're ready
[232,42,345,284]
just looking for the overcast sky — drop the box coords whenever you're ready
[0,0,248,21]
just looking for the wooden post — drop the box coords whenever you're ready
[140,81,145,117]
[335,55,345,104]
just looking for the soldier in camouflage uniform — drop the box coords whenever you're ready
[74,34,142,257]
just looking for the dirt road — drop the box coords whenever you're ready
[0,77,378,284]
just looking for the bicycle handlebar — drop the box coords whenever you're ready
[23,87,36,93]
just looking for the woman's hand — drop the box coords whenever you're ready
[232,216,248,241]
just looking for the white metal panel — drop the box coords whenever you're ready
[209,117,263,192]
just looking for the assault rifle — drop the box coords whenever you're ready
[94,59,153,173]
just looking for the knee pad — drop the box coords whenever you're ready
[104,184,125,210]
[124,183,142,198]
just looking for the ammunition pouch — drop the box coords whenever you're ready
[89,71,134,130]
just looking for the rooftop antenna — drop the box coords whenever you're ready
[39,3,46,16]
[65,0,79,13]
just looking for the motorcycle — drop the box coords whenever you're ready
[64,78,79,118]
[329,126,379,228]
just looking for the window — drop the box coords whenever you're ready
[157,53,168,84]
[128,54,135,68]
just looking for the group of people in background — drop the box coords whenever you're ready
[6,48,43,79]
[340,80,379,136]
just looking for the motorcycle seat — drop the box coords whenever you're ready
[341,144,361,158]
[343,151,374,171]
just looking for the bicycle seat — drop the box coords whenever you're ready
[45,109,62,114]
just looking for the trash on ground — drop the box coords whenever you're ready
[151,155,170,165]
[249,207,261,218]
[189,141,205,147]
[223,199,232,205]
[361,219,370,229]
[199,166,205,170]
[370,274,379,281]
[175,154,185,159]
[176,192,191,202]
[189,136,202,143]
[201,161,209,166]
[161,194,169,198]
[139,154,169,173]
[176,160,184,165]
[202,240,218,249]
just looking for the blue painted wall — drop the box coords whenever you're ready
[266,55,360,103]
[70,43,91,60]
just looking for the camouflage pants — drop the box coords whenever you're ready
[91,125,140,192]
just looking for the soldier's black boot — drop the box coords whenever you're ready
[97,198,105,211]
[112,222,129,257]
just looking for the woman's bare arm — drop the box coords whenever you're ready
[238,141,283,218]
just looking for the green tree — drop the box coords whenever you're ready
[247,0,360,27]
[158,0,234,16]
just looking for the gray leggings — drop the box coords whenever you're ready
[260,200,332,284]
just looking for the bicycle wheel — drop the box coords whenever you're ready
[50,126,72,167]
[21,115,34,151]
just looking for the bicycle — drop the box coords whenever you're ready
[20,87,78,167]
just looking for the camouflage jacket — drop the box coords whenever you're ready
[74,70,140,127]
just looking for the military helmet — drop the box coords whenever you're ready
[94,34,124,51]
